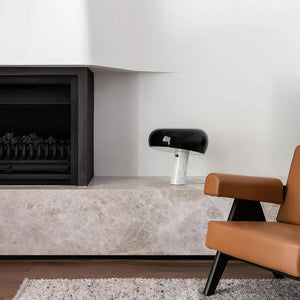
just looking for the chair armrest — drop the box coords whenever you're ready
[204,173,284,204]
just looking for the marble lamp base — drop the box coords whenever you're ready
[0,177,279,255]
[170,149,189,185]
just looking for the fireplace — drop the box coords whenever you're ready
[0,67,94,185]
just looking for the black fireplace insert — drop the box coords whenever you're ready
[0,67,94,185]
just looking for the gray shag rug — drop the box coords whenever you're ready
[13,278,299,300]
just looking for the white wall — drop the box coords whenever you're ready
[94,72,140,176]
[94,0,300,178]
[87,0,175,71]
[1,0,300,178]
[0,0,90,65]
[0,0,174,71]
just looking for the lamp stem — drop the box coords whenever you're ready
[171,149,189,185]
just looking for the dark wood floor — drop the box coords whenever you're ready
[0,259,274,300]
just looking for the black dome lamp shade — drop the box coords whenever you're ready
[148,129,208,185]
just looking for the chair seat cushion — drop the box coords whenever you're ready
[206,221,300,277]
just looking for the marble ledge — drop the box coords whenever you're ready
[0,175,286,190]
[0,176,280,255]
[0,176,206,190]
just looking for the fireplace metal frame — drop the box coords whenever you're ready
[0,67,94,186]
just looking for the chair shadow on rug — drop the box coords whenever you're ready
[203,146,300,296]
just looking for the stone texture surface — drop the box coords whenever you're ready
[0,177,281,255]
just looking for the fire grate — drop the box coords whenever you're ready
[0,132,71,174]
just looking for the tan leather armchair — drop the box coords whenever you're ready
[204,146,300,296]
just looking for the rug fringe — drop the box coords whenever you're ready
[12,278,30,300]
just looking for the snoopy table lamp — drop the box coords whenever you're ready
[148,128,208,185]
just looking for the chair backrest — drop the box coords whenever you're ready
[277,146,300,224]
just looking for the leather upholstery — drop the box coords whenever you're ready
[206,221,300,277]
[204,173,283,204]
[277,146,300,225]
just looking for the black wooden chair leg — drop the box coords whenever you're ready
[204,199,267,296]
[272,271,284,279]
[203,251,229,296]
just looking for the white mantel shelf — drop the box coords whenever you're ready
[0,177,279,255]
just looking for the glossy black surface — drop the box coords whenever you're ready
[148,128,208,154]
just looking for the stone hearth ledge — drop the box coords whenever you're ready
[0,177,279,255]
